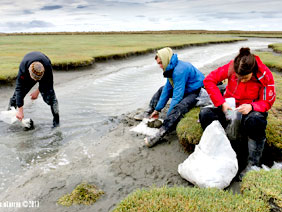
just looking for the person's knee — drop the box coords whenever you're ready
[199,108,216,130]
[244,112,267,140]
[41,90,57,105]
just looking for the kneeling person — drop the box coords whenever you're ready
[144,47,204,147]
[8,51,60,127]
[199,47,276,178]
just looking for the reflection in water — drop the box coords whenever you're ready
[0,37,281,192]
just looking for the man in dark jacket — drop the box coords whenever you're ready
[8,51,59,127]
[143,47,204,147]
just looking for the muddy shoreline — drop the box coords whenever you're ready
[0,112,192,212]
[0,109,242,212]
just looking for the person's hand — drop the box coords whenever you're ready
[221,102,232,113]
[16,107,24,121]
[30,89,40,100]
[236,104,252,115]
[150,110,159,119]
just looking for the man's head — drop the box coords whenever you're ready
[29,62,45,81]
[155,47,173,71]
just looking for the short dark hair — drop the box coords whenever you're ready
[234,47,258,76]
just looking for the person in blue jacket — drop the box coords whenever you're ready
[8,51,59,128]
[143,47,204,147]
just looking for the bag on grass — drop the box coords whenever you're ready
[178,120,238,189]
[224,98,243,141]
[225,110,242,141]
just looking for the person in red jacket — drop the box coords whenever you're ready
[199,47,276,178]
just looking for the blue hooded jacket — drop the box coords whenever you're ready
[155,54,204,115]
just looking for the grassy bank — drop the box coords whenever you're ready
[269,43,282,53]
[114,169,282,211]
[0,34,244,82]
[113,186,270,211]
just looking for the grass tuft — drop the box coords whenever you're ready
[57,183,104,207]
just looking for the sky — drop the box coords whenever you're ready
[0,0,282,33]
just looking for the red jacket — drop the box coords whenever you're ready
[204,56,276,112]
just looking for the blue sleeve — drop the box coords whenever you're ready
[155,80,173,111]
[167,70,188,115]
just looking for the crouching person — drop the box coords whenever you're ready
[199,47,276,178]
[143,47,204,147]
[8,51,60,128]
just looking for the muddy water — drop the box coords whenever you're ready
[0,37,281,193]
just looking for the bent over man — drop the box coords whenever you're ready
[8,51,59,127]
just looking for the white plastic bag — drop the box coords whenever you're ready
[178,120,238,189]
[196,88,214,107]
[224,97,243,141]
[0,107,18,124]
[130,118,163,137]
[0,107,33,129]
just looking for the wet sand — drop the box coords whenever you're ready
[0,105,242,212]
[0,110,195,212]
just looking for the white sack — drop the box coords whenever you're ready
[178,120,238,189]
[0,107,33,129]
[195,88,214,107]
[130,118,163,137]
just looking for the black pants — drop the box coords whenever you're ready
[9,88,59,124]
[199,107,267,141]
[150,86,200,133]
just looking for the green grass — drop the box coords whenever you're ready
[255,52,282,71]
[57,183,104,207]
[113,186,270,212]
[176,107,203,152]
[269,43,282,53]
[0,34,244,81]
[114,170,282,212]
[241,169,282,210]
[236,34,282,38]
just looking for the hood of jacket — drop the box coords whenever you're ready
[166,53,178,71]
[254,55,272,86]
[156,47,173,71]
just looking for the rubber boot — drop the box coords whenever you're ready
[144,127,166,148]
[239,137,266,180]
[51,103,60,128]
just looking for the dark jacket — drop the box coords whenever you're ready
[15,51,54,107]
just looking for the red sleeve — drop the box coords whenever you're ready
[251,70,276,112]
[204,61,231,107]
